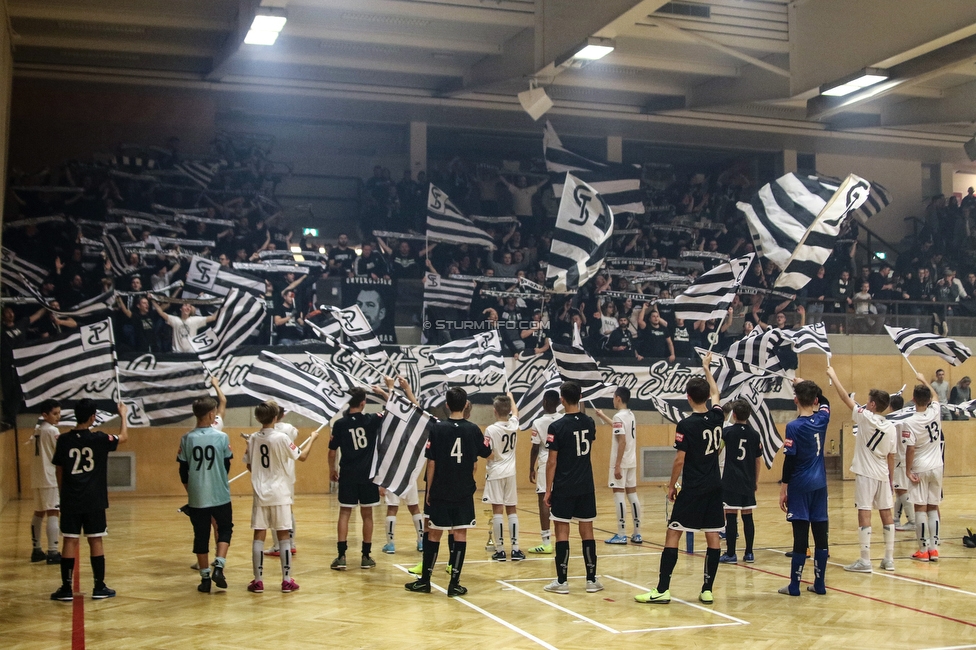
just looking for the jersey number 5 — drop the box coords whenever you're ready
[736,439,747,461]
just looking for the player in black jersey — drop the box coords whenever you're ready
[50,398,128,602]
[329,383,389,571]
[719,400,762,564]
[543,381,603,595]
[636,351,724,605]
[406,387,491,597]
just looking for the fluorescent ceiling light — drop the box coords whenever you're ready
[820,68,888,97]
[245,7,286,45]
[251,15,287,32]
[244,29,279,45]
[555,37,615,67]
[574,44,614,60]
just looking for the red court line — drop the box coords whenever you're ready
[72,546,85,650]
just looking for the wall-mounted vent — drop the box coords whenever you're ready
[107,452,136,491]
[656,2,711,19]
[641,447,676,481]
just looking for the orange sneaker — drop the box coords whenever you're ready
[912,550,930,562]
[928,549,939,561]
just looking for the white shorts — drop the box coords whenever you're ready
[251,503,293,531]
[854,475,894,511]
[909,467,943,506]
[482,476,518,507]
[893,464,909,491]
[385,483,419,507]
[608,467,638,489]
[535,469,546,494]
[34,487,59,512]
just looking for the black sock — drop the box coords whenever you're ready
[555,541,570,584]
[725,513,738,556]
[703,548,720,592]
[362,542,371,558]
[657,547,679,592]
[742,513,755,554]
[421,540,440,583]
[91,555,105,587]
[337,541,347,557]
[60,556,75,587]
[581,539,597,582]
[450,541,467,584]
[448,533,455,555]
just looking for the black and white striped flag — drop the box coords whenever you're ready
[785,322,831,357]
[424,272,475,310]
[516,362,561,429]
[737,173,872,290]
[724,327,789,375]
[696,347,766,397]
[242,351,352,424]
[426,185,495,249]
[371,391,432,498]
[175,160,222,188]
[544,122,644,214]
[101,233,137,277]
[547,174,614,293]
[184,255,265,298]
[321,305,397,376]
[23,281,116,319]
[648,394,688,425]
[1,246,47,295]
[13,318,116,406]
[884,325,972,366]
[673,253,754,321]
[306,353,369,391]
[730,378,781,469]
[858,180,892,219]
[55,409,117,429]
[119,364,209,427]
[431,330,505,379]
[550,343,617,400]
[190,288,266,363]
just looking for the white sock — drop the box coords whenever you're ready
[290,512,296,546]
[386,516,397,544]
[904,497,915,524]
[412,514,424,541]
[883,524,894,563]
[541,529,551,546]
[916,517,927,552]
[31,515,43,550]
[928,510,940,551]
[252,540,264,582]
[614,492,626,536]
[509,514,519,552]
[859,526,871,562]
[493,514,505,553]
[628,492,642,536]
[279,538,292,581]
[46,516,59,552]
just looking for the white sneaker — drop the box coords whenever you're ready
[880,559,895,572]
[543,579,569,594]
[586,579,605,593]
[844,559,873,573]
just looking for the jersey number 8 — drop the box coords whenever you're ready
[259,444,270,469]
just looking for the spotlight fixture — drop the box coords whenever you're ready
[555,37,615,68]
[518,82,553,121]
[820,67,888,97]
[245,7,287,46]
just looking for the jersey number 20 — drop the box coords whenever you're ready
[703,426,722,455]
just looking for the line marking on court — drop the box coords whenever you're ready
[763,548,976,597]
[602,575,751,626]
[620,623,742,634]
[461,551,660,566]
[393,565,559,650]
[920,645,976,650]
[497,580,620,634]
[72,545,84,650]
[500,576,587,583]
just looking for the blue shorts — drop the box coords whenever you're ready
[786,487,828,523]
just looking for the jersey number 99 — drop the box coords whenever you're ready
[193,445,216,471]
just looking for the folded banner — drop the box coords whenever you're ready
[431,330,505,379]
[119,364,209,427]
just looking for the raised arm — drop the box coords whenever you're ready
[824,366,856,410]
[701,351,720,406]
[211,376,227,419]
[116,295,132,318]
[915,371,937,401]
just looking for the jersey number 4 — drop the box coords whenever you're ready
[451,437,464,463]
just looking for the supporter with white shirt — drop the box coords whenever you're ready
[152,299,217,353]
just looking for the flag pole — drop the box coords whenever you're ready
[229,422,326,484]
[901,352,920,377]
[308,322,390,379]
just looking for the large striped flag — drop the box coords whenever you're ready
[737,173,872,290]
[648,394,688,426]
[371,391,432,498]
[544,122,644,214]
[730,378,782,468]
[55,409,117,429]
[884,325,972,366]
[118,364,209,427]
[175,160,222,188]
[23,281,116,319]
[424,273,475,310]
[674,253,754,321]
[306,353,369,390]
[696,347,766,397]
[857,180,892,219]
[241,351,352,424]
[431,330,505,379]
[426,185,495,249]
[1,246,47,295]
[102,233,137,277]
[724,327,789,376]
[547,174,614,293]
[322,305,396,376]
[550,343,617,400]
[13,318,116,406]
[785,322,831,358]
[190,288,266,363]
[516,362,561,429]
[184,255,265,297]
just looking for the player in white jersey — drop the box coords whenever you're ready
[886,395,916,531]
[263,404,299,557]
[382,481,424,554]
[902,373,945,562]
[595,386,642,544]
[527,391,561,554]
[243,402,319,593]
[30,399,62,564]
[483,392,522,561]
[826,367,897,573]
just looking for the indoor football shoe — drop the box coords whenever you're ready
[630,534,643,544]
[361,556,376,569]
[510,550,526,561]
[447,583,468,598]
[699,590,714,604]
[543,579,569,594]
[46,551,61,564]
[605,534,628,545]
[528,544,553,554]
[281,579,300,593]
[895,523,915,531]
[331,555,347,571]
[445,564,453,574]
[778,586,799,596]
[586,579,604,593]
[807,585,826,595]
[491,550,507,562]
[264,548,280,557]
[880,559,895,572]
[635,589,670,603]
[92,585,116,599]
[212,565,227,589]
[928,549,939,561]
[912,550,930,562]
[719,554,737,564]
[417,539,424,552]
[50,585,73,601]
[198,578,212,593]
[843,559,872,573]
[246,580,264,593]
[382,543,395,554]
[405,580,431,593]
[408,562,423,575]
[743,552,755,563]
[31,548,46,563]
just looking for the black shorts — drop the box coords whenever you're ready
[669,487,725,532]
[427,500,476,530]
[722,490,757,510]
[549,491,597,523]
[188,502,234,555]
[61,509,107,538]
[338,480,380,508]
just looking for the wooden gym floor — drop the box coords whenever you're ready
[2,478,976,650]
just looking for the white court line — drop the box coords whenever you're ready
[501,576,587,583]
[919,645,976,650]
[461,551,660,566]
[601,575,751,626]
[394,565,558,650]
[763,548,976,597]
[621,623,742,634]
[498,580,620,634]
